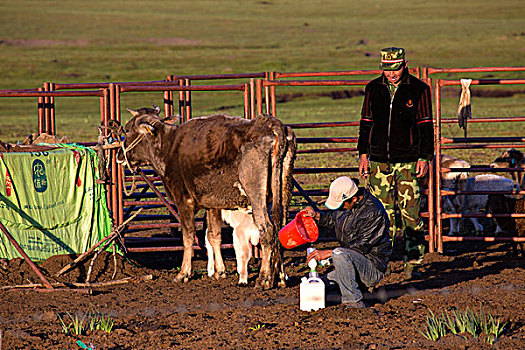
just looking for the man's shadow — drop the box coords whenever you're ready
[367,241,525,306]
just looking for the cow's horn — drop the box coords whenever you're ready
[152,104,161,115]
[138,123,156,136]
[127,108,140,117]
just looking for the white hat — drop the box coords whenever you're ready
[325,176,358,210]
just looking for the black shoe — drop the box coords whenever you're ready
[404,263,422,279]
[321,271,339,292]
[325,282,340,293]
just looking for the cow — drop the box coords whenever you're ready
[118,108,296,289]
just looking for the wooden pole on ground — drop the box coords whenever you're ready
[0,220,53,289]
[55,232,117,277]
[55,208,142,277]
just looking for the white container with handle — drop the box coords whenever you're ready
[299,274,325,311]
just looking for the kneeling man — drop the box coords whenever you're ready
[303,176,391,308]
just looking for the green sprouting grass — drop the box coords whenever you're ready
[57,311,86,336]
[249,323,266,331]
[419,309,448,341]
[57,308,115,336]
[419,306,507,344]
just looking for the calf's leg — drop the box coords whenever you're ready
[204,229,215,277]
[232,227,251,285]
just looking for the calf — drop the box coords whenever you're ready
[487,194,525,255]
[205,209,260,285]
[490,148,525,190]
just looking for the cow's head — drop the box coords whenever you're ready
[117,106,165,170]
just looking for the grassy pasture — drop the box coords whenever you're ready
[0,0,523,173]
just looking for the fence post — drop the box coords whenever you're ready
[428,157,435,253]
[43,82,51,134]
[101,88,111,214]
[109,83,119,227]
[115,85,123,227]
[256,79,263,116]
[249,78,255,119]
[50,83,56,135]
[185,79,191,120]
[37,87,44,135]
[178,79,185,121]
[434,79,444,253]
[243,84,250,119]
[164,75,174,117]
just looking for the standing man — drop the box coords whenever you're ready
[357,47,434,278]
[303,176,391,308]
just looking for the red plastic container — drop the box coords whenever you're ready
[278,211,319,249]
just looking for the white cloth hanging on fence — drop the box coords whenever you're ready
[457,78,472,132]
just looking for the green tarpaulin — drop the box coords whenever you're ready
[0,144,112,261]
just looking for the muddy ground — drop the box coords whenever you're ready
[1,232,524,350]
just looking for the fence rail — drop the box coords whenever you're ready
[0,65,523,255]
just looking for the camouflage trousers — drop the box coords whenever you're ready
[368,161,426,262]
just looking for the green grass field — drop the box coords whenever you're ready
[0,0,523,173]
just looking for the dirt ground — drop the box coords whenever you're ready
[1,232,524,350]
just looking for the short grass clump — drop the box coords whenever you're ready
[419,306,507,344]
[57,307,115,336]
[249,323,266,331]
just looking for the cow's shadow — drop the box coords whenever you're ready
[126,225,239,273]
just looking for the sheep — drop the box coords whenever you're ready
[441,154,471,188]
[438,155,471,235]
[205,209,260,285]
[442,195,462,235]
[490,148,525,191]
[418,154,470,190]
[451,174,515,235]
[487,194,525,255]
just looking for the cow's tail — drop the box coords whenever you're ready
[267,116,296,287]
[279,126,297,227]
[252,114,297,288]
[268,118,297,229]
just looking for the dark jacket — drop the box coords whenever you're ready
[317,189,391,273]
[357,72,434,163]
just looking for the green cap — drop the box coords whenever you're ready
[379,47,405,71]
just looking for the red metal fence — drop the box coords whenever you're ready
[116,83,251,237]
[430,74,525,252]
[1,66,524,256]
